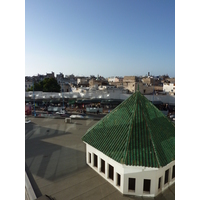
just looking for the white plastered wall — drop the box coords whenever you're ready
[85,143,175,197]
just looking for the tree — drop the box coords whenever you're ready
[27,78,61,92]
[43,78,61,92]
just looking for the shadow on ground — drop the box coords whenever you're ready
[25,122,86,181]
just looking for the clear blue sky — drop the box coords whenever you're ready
[25,0,175,78]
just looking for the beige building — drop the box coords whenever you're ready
[89,78,108,87]
[123,76,138,92]
[76,77,89,87]
[108,76,123,83]
[142,77,161,86]
[123,76,154,94]
[154,86,163,92]
[134,83,154,94]
[165,78,175,84]
[108,82,123,87]
[142,77,153,85]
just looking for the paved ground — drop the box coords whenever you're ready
[25,118,175,200]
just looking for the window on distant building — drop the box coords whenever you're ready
[164,169,169,184]
[108,164,114,180]
[172,165,175,179]
[101,159,105,173]
[93,154,98,168]
[143,179,151,193]
[88,153,91,163]
[128,178,136,191]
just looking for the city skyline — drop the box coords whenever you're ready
[25,0,175,78]
[25,71,173,78]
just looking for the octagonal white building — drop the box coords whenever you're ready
[82,91,175,197]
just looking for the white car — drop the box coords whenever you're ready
[25,116,31,123]
[169,114,175,119]
[70,114,84,118]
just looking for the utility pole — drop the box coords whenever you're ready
[62,83,64,109]
[153,76,155,104]
[33,78,36,116]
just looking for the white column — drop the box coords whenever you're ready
[98,156,101,172]
[160,176,164,190]
[162,171,167,190]
[105,162,108,179]
[114,171,117,186]
[86,145,88,164]
[169,167,172,183]
[123,174,128,194]
[121,174,125,194]
[136,177,143,195]
[91,153,94,167]
[150,177,157,195]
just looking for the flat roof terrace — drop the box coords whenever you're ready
[25,118,175,200]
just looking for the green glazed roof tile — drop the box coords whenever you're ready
[82,91,175,168]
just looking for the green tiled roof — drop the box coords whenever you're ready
[82,91,175,168]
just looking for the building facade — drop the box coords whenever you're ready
[123,76,138,92]
[25,80,33,91]
[163,83,175,93]
[89,78,108,87]
[82,91,175,197]
[85,144,175,197]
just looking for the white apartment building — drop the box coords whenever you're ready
[163,83,175,93]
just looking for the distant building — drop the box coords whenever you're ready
[123,76,138,92]
[65,74,76,85]
[82,91,175,197]
[56,73,64,84]
[89,78,108,87]
[30,72,55,84]
[25,80,33,91]
[142,77,161,86]
[108,76,123,83]
[60,82,71,92]
[123,76,154,94]
[163,83,175,93]
[77,76,89,87]
[46,71,55,78]
[154,86,163,93]
[165,78,175,84]
[159,75,169,81]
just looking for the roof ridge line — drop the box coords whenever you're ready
[122,92,138,164]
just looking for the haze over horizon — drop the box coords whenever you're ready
[25,0,175,78]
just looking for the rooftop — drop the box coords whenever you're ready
[25,118,175,200]
[82,91,175,168]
